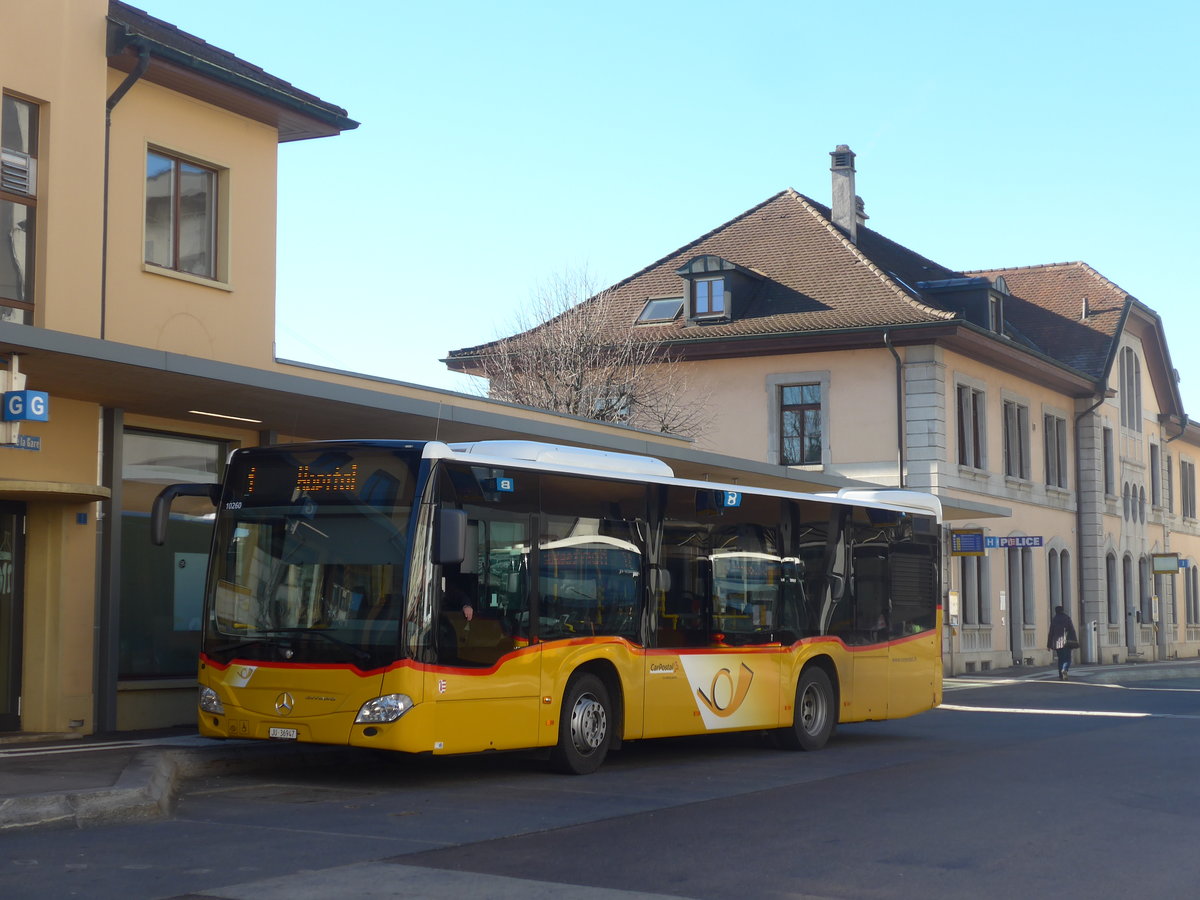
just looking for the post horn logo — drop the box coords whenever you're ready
[274,692,295,716]
[696,662,754,718]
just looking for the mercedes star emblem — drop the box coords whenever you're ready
[274,692,295,716]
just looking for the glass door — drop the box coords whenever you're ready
[0,502,24,731]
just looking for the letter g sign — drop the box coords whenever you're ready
[3,390,50,422]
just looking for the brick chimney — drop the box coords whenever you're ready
[830,144,867,243]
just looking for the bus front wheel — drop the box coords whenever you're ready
[778,667,835,751]
[550,673,612,774]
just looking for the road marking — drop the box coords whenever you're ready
[0,735,216,759]
[943,677,1027,691]
[0,741,149,758]
[939,703,1150,718]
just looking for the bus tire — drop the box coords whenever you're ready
[550,673,612,775]
[778,667,835,751]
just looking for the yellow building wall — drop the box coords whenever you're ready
[0,397,105,732]
[99,75,280,366]
[1,0,109,336]
[681,349,895,466]
[22,501,98,732]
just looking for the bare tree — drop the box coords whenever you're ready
[470,270,711,437]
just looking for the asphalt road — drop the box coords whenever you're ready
[4,673,1200,899]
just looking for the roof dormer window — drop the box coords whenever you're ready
[675,254,761,324]
[693,277,725,319]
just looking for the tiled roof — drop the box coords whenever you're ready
[108,1,357,133]
[450,191,958,359]
[448,191,1130,388]
[602,190,958,341]
[965,262,1128,380]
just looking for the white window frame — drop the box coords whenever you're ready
[1150,442,1161,508]
[1001,393,1032,481]
[1182,458,1197,520]
[955,378,987,471]
[1042,408,1068,489]
[1119,347,1143,432]
[1102,425,1115,496]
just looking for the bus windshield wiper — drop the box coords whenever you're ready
[208,638,274,658]
[264,628,372,662]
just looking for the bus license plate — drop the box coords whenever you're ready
[268,727,298,740]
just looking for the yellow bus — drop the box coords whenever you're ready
[154,439,942,774]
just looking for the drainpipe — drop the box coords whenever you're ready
[102,37,150,340]
[96,36,148,732]
[883,331,905,488]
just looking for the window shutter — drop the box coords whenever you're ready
[0,148,35,196]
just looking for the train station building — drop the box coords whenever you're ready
[449,147,1200,678]
[17,2,1191,742]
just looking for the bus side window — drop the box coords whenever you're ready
[657,486,712,649]
[436,464,537,666]
[539,473,647,645]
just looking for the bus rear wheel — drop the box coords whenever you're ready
[778,667,835,751]
[550,673,612,775]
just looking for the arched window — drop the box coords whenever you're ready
[959,554,990,626]
[1123,554,1135,623]
[1106,553,1120,624]
[1191,565,1200,625]
[1022,548,1035,624]
[1139,556,1153,623]
[1048,549,1062,611]
[1060,549,1072,613]
[1120,348,1142,431]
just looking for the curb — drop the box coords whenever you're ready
[0,742,355,833]
[0,750,169,832]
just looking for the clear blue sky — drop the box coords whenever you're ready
[139,0,1200,405]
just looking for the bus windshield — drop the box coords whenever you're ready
[203,445,421,669]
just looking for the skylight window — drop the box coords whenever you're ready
[637,297,683,323]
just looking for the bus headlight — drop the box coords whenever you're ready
[199,686,225,715]
[355,693,414,724]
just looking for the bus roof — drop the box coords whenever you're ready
[439,440,675,478]
[424,440,942,522]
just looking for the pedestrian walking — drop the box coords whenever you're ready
[1047,605,1078,680]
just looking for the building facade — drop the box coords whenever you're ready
[450,147,1200,674]
[7,4,904,737]
[6,2,841,738]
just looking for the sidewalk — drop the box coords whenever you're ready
[0,727,352,832]
[5,656,1200,834]
[948,655,1200,685]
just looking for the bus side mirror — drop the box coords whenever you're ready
[435,508,467,566]
[650,567,671,595]
[151,482,220,546]
[827,572,845,601]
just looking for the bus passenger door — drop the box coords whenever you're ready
[427,469,542,755]
[841,545,889,720]
[644,524,712,738]
[887,547,941,717]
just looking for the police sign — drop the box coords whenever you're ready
[985,535,1043,548]
[3,390,50,422]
